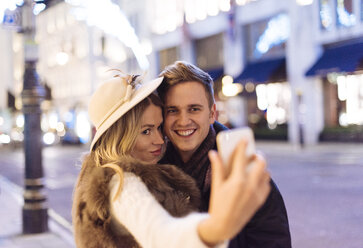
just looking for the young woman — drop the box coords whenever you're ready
[72,73,270,248]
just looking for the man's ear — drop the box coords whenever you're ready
[209,103,216,124]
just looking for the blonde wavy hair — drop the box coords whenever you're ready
[92,92,163,201]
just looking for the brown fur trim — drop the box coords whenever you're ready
[72,154,201,248]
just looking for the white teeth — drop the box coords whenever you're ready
[176,130,194,136]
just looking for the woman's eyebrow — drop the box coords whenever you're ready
[141,124,155,128]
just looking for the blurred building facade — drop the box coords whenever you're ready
[143,0,363,145]
[0,0,148,146]
[1,0,363,146]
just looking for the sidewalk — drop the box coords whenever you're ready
[256,140,363,154]
[0,175,75,248]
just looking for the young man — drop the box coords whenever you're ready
[158,61,292,248]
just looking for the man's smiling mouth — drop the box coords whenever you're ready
[175,129,196,137]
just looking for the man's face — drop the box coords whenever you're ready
[163,81,216,162]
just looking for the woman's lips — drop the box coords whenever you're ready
[151,149,162,156]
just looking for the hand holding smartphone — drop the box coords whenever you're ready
[216,127,256,166]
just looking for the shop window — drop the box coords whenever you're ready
[255,83,291,129]
[158,46,179,72]
[324,74,363,127]
[319,0,334,30]
[195,33,224,69]
[243,82,289,140]
[336,74,363,126]
[320,73,363,142]
[336,0,356,27]
[245,14,289,60]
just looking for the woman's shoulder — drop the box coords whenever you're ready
[109,172,148,197]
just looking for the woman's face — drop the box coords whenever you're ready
[130,103,165,163]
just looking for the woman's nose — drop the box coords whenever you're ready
[153,130,164,145]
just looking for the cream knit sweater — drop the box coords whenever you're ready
[110,172,228,248]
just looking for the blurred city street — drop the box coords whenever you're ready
[0,144,85,224]
[1,0,363,247]
[1,142,363,248]
[259,142,363,248]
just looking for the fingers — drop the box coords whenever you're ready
[208,150,225,188]
[257,172,271,207]
[248,154,267,181]
[249,154,271,205]
[230,139,249,176]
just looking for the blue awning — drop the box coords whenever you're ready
[206,67,224,81]
[234,57,286,84]
[306,41,363,76]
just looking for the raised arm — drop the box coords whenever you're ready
[109,172,228,248]
[198,139,271,245]
[110,139,270,247]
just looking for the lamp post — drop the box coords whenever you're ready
[21,0,48,233]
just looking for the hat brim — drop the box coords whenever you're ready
[89,76,164,151]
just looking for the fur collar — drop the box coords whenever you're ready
[72,154,201,248]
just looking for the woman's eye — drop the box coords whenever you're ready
[142,129,151,135]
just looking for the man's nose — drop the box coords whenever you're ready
[177,111,190,126]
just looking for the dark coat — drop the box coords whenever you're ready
[72,154,201,248]
[160,121,292,248]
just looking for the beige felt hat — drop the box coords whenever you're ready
[88,75,164,151]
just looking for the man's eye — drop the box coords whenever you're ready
[191,107,200,112]
[166,109,177,114]
[142,129,151,135]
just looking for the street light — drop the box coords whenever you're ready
[21,0,48,233]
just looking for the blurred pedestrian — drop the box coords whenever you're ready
[72,72,270,248]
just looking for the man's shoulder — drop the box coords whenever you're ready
[213,121,229,134]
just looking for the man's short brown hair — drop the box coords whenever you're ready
[157,61,215,107]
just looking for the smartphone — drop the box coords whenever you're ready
[216,127,256,165]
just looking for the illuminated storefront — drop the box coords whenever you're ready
[195,33,225,90]
[319,0,356,30]
[2,0,363,145]
[34,0,153,145]
[306,40,363,141]
[336,74,363,126]
[1,0,155,146]
[234,14,291,140]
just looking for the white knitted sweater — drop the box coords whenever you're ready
[109,172,228,248]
